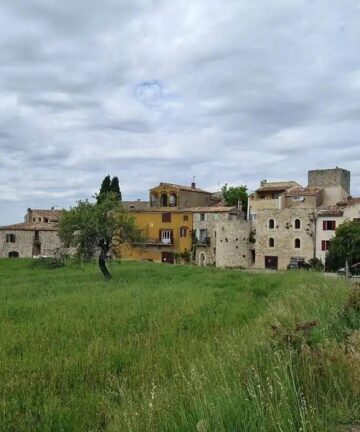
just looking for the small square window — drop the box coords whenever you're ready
[162,213,171,223]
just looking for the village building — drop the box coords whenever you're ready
[0,209,62,258]
[121,182,221,264]
[316,197,360,263]
[247,167,352,270]
[191,206,242,266]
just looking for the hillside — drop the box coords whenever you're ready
[0,260,359,431]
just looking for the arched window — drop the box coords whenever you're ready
[8,251,19,258]
[294,238,301,249]
[268,219,275,229]
[160,193,168,207]
[294,218,301,230]
[150,193,158,207]
[269,238,275,248]
[169,193,177,207]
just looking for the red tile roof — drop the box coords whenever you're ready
[285,187,323,196]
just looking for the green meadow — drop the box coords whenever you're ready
[0,259,359,431]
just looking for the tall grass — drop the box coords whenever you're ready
[0,259,358,431]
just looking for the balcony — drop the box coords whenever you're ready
[133,238,173,247]
[196,237,211,246]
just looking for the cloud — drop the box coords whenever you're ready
[0,0,360,224]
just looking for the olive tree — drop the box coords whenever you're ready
[59,193,141,279]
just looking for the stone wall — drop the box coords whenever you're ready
[193,212,230,266]
[308,168,350,194]
[0,230,61,258]
[253,208,316,270]
[215,220,252,268]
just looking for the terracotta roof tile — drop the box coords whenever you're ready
[285,187,323,196]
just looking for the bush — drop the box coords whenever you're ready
[30,257,65,270]
[308,257,324,272]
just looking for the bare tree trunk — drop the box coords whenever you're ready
[99,245,112,280]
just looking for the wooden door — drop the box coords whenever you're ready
[161,252,174,264]
[265,256,278,270]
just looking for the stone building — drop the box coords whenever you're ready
[191,207,242,266]
[215,219,252,268]
[247,167,352,270]
[0,208,62,258]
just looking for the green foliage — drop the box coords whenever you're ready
[326,220,360,271]
[221,183,248,212]
[110,176,122,201]
[59,193,141,262]
[29,257,64,270]
[97,175,122,203]
[0,259,358,431]
[308,257,324,272]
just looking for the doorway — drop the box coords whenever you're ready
[265,256,278,270]
[161,252,174,264]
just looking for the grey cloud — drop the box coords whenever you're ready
[1,0,360,225]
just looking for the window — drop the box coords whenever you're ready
[294,238,301,249]
[294,219,301,230]
[180,227,187,238]
[269,238,275,248]
[268,219,275,229]
[250,213,257,221]
[213,247,216,255]
[160,193,168,207]
[183,215,189,222]
[32,217,36,222]
[38,217,42,222]
[213,213,219,221]
[160,229,173,244]
[44,218,49,223]
[323,220,336,231]
[169,193,177,207]
[321,240,330,251]
[200,213,205,221]
[6,234,16,243]
[150,193,158,206]
[162,213,171,223]
[353,218,360,223]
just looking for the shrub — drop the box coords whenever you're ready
[30,257,65,270]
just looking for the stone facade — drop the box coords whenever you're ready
[253,208,316,270]
[0,227,61,258]
[192,209,240,266]
[215,220,252,268]
[0,209,63,258]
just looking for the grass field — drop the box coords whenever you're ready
[0,259,359,431]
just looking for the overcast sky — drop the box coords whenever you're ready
[1,0,360,224]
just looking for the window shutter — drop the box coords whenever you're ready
[323,221,326,230]
[159,229,162,242]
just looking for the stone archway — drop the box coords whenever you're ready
[199,252,207,267]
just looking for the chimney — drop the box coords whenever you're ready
[191,182,196,189]
[27,208,32,223]
[260,179,267,187]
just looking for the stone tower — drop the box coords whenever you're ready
[308,168,350,206]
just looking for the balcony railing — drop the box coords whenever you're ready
[196,237,211,246]
[133,238,173,246]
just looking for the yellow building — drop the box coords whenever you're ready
[121,182,214,264]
